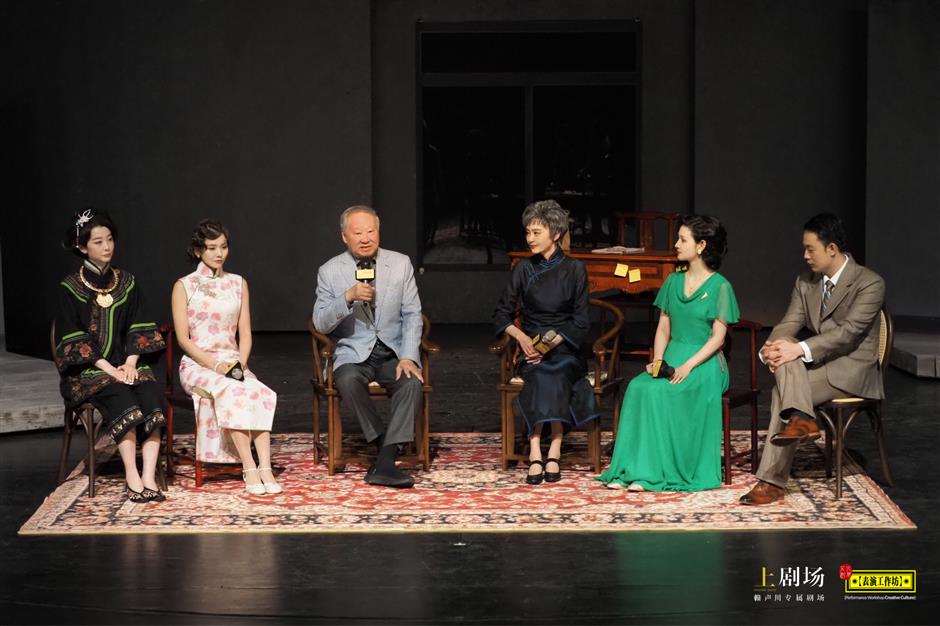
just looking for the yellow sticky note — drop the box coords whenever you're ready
[614,263,629,277]
[628,269,642,283]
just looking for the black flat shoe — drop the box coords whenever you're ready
[364,464,415,489]
[125,483,149,504]
[142,488,166,502]
[544,457,562,483]
[526,460,545,485]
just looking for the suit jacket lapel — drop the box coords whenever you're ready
[808,275,823,331]
[339,252,356,289]
[822,257,856,321]
[373,248,391,327]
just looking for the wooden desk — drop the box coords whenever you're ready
[508,249,678,295]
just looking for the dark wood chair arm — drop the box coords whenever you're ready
[728,318,763,391]
[306,318,336,359]
[489,334,511,356]
[421,339,441,355]
[590,298,625,358]
[159,323,176,395]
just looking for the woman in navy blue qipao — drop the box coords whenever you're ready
[493,200,599,484]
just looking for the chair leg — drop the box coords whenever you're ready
[312,393,321,464]
[57,410,74,484]
[588,419,601,473]
[820,414,833,479]
[157,456,168,491]
[500,393,509,471]
[422,393,430,470]
[502,394,514,471]
[870,406,894,487]
[82,409,96,498]
[327,396,340,476]
[195,460,204,488]
[835,409,845,499]
[749,401,759,473]
[722,402,731,485]
[165,404,176,477]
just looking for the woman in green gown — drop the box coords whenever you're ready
[597,215,739,492]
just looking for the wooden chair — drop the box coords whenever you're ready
[814,305,895,498]
[607,211,684,359]
[160,323,243,487]
[609,319,763,486]
[52,321,166,496]
[53,321,103,497]
[720,320,763,484]
[613,211,683,252]
[308,314,440,475]
[489,298,625,473]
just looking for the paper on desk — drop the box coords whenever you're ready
[591,246,645,254]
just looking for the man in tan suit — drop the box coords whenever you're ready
[740,213,885,505]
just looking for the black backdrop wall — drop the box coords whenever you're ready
[2,0,937,358]
[2,0,373,356]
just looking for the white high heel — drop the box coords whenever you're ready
[258,467,282,494]
[242,468,266,495]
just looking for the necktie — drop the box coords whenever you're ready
[821,278,834,313]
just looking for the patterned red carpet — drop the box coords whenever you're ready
[20,432,914,534]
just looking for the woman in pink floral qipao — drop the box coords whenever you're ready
[170,220,280,495]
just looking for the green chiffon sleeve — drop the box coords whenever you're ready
[653,272,677,316]
[709,275,740,325]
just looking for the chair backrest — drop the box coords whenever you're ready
[723,319,763,391]
[497,299,623,388]
[159,323,180,396]
[877,305,894,382]
[49,320,57,361]
[616,211,682,250]
[308,313,434,387]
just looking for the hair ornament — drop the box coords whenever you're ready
[74,209,94,240]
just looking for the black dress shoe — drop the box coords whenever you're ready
[544,457,562,483]
[526,460,545,485]
[364,465,415,489]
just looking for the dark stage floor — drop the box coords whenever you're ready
[1,325,937,624]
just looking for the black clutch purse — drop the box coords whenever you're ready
[649,359,675,379]
[223,361,245,381]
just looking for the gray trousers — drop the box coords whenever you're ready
[755,357,844,488]
[333,341,421,447]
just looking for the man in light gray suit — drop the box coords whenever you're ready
[313,205,424,488]
[741,213,886,505]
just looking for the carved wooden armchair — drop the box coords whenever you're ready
[489,298,625,473]
[308,314,440,475]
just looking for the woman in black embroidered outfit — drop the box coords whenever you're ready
[54,208,167,502]
[493,200,599,484]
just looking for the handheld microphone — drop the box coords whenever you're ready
[355,258,375,284]
[649,359,675,378]
[531,329,559,355]
[353,258,376,322]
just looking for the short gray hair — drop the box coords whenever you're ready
[340,205,381,232]
[522,200,569,238]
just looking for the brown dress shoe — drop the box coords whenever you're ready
[769,415,821,446]
[739,481,787,506]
